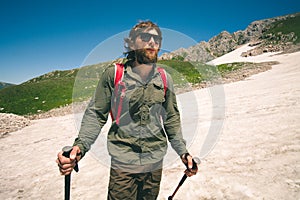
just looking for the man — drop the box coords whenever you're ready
[57,21,197,200]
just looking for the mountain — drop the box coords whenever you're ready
[0,82,15,90]
[1,12,299,116]
[160,12,300,62]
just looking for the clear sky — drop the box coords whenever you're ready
[1,0,299,84]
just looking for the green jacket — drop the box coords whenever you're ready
[74,62,188,165]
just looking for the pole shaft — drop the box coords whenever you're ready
[168,174,187,199]
[65,175,71,200]
[62,146,73,200]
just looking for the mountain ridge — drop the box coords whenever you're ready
[160,12,300,62]
[0,82,15,90]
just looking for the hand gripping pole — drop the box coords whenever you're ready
[168,157,201,200]
[62,146,79,200]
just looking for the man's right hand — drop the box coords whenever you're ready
[56,146,81,175]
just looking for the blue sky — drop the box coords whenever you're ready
[1,0,299,84]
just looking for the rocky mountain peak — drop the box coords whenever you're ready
[159,12,300,63]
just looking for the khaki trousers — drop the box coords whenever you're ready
[107,160,163,200]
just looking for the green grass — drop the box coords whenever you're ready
[0,59,254,115]
[217,63,243,75]
[158,60,202,84]
[0,62,109,115]
[0,77,75,115]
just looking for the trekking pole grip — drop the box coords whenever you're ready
[62,146,79,172]
[192,157,201,169]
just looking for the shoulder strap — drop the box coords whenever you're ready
[157,67,167,95]
[111,63,125,124]
[114,63,124,85]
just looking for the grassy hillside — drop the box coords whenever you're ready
[0,62,110,115]
[0,76,76,115]
[0,60,220,115]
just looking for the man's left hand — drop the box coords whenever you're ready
[181,153,198,177]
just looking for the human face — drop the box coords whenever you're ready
[132,29,161,64]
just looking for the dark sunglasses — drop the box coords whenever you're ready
[139,33,162,43]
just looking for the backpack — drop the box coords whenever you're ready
[111,63,168,124]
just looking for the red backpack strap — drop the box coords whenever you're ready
[114,63,124,85]
[157,67,167,96]
[111,63,125,123]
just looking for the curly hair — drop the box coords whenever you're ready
[124,20,162,61]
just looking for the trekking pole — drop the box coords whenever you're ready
[168,174,187,200]
[62,146,79,200]
[168,157,201,200]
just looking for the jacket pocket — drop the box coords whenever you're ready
[144,83,165,105]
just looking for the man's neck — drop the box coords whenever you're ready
[132,61,155,82]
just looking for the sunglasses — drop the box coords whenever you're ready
[139,33,162,44]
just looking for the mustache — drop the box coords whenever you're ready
[135,48,158,64]
[138,47,159,52]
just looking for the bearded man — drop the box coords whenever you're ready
[57,20,197,200]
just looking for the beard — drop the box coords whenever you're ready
[135,48,158,64]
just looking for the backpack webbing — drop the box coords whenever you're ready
[111,63,168,124]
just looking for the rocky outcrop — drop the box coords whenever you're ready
[208,31,238,57]
[159,12,299,62]
[241,33,299,57]
[0,101,88,136]
[0,113,30,137]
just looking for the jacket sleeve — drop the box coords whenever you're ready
[73,66,114,157]
[162,74,188,156]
